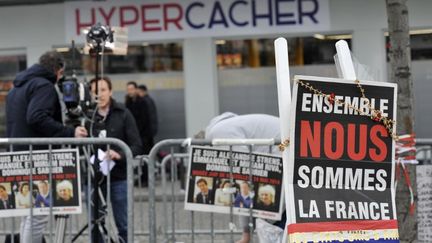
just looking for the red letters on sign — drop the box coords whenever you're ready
[163,3,183,30]
[75,8,95,35]
[347,124,367,161]
[300,120,321,158]
[74,3,185,35]
[142,4,162,31]
[120,6,139,27]
[369,125,388,162]
[299,120,388,162]
[324,122,344,160]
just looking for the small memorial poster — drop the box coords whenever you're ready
[185,146,284,220]
[0,148,81,217]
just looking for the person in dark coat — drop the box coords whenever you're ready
[0,184,15,210]
[125,81,150,185]
[137,84,158,153]
[90,77,142,243]
[6,51,88,243]
[194,178,214,204]
[6,52,87,144]
[125,81,149,146]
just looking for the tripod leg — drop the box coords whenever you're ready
[54,215,68,243]
[71,222,88,242]
[79,147,120,243]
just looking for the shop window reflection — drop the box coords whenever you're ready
[58,43,183,75]
[216,36,352,69]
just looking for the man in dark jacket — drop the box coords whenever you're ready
[125,81,157,185]
[0,184,15,210]
[137,84,158,152]
[6,51,87,141]
[125,81,149,149]
[195,178,214,204]
[91,77,142,243]
[6,51,88,243]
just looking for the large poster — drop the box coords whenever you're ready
[184,146,283,220]
[286,75,399,242]
[0,149,81,217]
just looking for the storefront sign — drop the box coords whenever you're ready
[65,0,330,42]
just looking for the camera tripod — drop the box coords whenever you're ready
[48,144,118,242]
[56,22,119,243]
[70,147,120,243]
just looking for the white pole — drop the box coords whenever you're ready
[274,37,291,243]
[275,38,291,138]
[335,40,357,79]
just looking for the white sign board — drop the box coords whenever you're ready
[0,149,82,217]
[65,0,330,43]
[184,146,284,221]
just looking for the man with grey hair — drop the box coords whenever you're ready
[6,51,88,243]
[55,180,76,206]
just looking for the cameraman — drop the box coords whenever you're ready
[6,51,88,242]
[89,77,142,243]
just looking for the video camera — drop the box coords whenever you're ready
[59,76,93,125]
[59,23,115,126]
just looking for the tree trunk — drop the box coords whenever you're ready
[386,0,416,242]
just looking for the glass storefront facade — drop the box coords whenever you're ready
[1,32,432,138]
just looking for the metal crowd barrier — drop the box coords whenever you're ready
[147,138,279,243]
[0,137,135,243]
[147,138,432,243]
[0,137,430,243]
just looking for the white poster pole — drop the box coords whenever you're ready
[274,37,291,243]
[335,40,357,79]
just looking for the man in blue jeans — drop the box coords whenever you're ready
[90,77,142,242]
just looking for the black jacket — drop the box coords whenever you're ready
[143,95,158,137]
[0,194,15,210]
[90,99,143,181]
[125,95,158,138]
[125,96,149,137]
[195,189,214,204]
[6,64,74,141]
